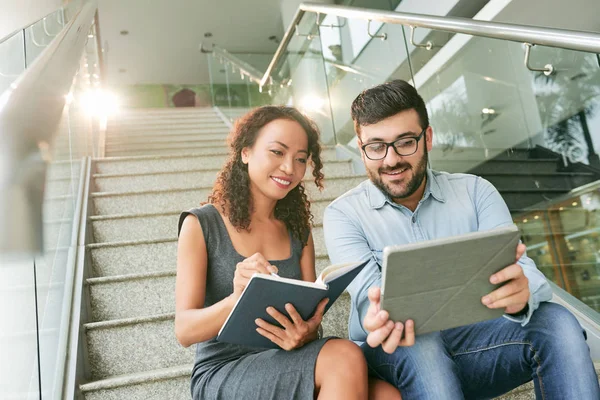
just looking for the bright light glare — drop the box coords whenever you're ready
[80,89,120,117]
[300,95,325,113]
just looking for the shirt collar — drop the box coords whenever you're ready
[366,168,445,209]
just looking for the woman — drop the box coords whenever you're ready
[176,106,400,399]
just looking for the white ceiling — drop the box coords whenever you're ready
[98,0,284,85]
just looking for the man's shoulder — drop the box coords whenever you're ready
[432,170,481,189]
[326,178,371,212]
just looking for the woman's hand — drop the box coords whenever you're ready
[255,298,329,350]
[232,253,278,298]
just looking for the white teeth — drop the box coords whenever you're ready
[272,177,291,186]
[388,168,407,175]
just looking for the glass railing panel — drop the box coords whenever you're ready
[526,47,600,168]
[24,10,65,67]
[0,31,26,94]
[406,34,538,172]
[269,11,336,144]
[516,187,600,312]
[316,16,413,148]
[0,255,41,398]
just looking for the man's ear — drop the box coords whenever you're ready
[426,126,434,152]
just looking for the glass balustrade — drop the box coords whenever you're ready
[1,7,104,398]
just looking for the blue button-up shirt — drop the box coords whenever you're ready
[323,169,553,342]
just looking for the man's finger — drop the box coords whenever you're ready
[516,243,526,261]
[368,287,381,304]
[366,320,394,348]
[487,290,529,310]
[490,263,523,284]
[364,309,389,332]
[381,322,403,354]
[482,280,526,306]
[399,319,415,347]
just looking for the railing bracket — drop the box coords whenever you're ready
[524,43,554,76]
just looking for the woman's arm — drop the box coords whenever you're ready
[175,214,236,347]
[299,231,317,282]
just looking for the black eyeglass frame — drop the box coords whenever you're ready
[360,127,427,161]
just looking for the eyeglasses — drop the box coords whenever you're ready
[360,128,427,161]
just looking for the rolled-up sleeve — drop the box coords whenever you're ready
[323,203,380,342]
[475,177,553,325]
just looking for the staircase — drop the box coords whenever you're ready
[431,146,600,213]
[76,107,598,399]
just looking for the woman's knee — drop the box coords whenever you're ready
[317,339,367,376]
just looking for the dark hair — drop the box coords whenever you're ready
[350,79,429,136]
[207,106,324,245]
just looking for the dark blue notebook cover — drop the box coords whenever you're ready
[217,260,368,349]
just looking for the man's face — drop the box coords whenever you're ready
[358,109,432,201]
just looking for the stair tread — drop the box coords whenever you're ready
[84,312,175,331]
[87,270,176,285]
[79,364,191,392]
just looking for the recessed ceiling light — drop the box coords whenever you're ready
[204,32,213,38]
[118,68,127,73]
[120,30,129,36]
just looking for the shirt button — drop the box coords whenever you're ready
[412,216,416,223]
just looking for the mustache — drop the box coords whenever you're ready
[379,163,411,174]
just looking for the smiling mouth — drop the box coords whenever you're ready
[271,177,292,186]
[382,167,409,176]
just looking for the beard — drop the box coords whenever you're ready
[367,149,429,200]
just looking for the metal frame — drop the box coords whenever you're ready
[208,45,265,86]
[260,1,600,88]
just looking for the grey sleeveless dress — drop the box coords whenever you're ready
[178,204,331,400]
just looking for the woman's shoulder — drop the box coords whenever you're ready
[178,204,220,237]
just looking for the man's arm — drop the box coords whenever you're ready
[323,203,379,341]
[475,176,553,325]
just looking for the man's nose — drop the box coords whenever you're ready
[383,145,402,166]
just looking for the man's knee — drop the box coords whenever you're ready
[527,302,588,355]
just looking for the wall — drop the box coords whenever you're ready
[0,0,64,40]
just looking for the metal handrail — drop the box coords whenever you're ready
[0,9,65,45]
[207,45,266,86]
[0,0,97,253]
[260,1,600,88]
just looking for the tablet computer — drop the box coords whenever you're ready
[380,225,521,334]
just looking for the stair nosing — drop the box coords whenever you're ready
[90,175,363,198]
[87,270,176,285]
[84,312,175,331]
[93,162,350,180]
[90,210,182,221]
[79,365,192,392]
[87,237,177,249]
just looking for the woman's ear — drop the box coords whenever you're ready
[241,147,250,164]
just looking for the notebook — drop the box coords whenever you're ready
[380,225,521,334]
[217,260,368,348]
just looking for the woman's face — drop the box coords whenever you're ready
[242,118,309,202]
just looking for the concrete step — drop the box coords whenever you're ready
[484,172,596,192]
[84,314,194,380]
[88,230,332,279]
[94,150,341,175]
[93,159,345,194]
[105,135,230,148]
[91,200,331,246]
[90,176,364,216]
[80,365,191,400]
[89,239,177,278]
[87,271,176,321]
[500,189,570,211]
[106,130,229,140]
[106,130,230,144]
[105,146,339,162]
[110,123,228,134]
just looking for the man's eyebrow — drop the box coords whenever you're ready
[364,132,419,143]
[269,141,308,154]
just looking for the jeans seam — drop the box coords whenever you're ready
[450,340,532,357]
[451,340,546,399]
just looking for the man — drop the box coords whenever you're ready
[323,80,599,399]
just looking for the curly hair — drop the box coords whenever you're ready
[207,106,324,245]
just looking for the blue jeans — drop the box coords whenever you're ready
[361,303,599,399]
